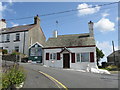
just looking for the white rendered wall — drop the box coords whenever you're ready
[1,31,29,55]
[43,47,97,70]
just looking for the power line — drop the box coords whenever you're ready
[6,2,118,21]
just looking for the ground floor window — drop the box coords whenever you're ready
[76,53,81,62]
[81,53,89,62]
[15,46,19,52]
[50,53,57,60]
[76,53,89,62]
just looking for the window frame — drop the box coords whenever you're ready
[76,53,81,62]
[50,53,57,60]
[81,52,90,62]
[15,46,19,52]
[16,33,20,41]
[6,34,10,41]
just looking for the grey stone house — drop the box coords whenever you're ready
[107,50,120,65]
[0,15,46,56]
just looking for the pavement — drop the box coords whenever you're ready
[20,63,118,89]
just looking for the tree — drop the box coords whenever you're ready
[96,47,104,66]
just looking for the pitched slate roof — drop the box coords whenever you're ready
[44,33,95,48]
[107,50,120,57]
[1,24,35,34]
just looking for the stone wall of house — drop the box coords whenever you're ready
[28,25,46,47]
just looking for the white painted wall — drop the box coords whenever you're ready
[43,47,97,70]
[0,31,29,55]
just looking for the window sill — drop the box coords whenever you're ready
[4,41,10,43]
[14,40,20,42]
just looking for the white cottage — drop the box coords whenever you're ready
[43,21,97,70]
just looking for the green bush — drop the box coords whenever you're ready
[105,65,118,71]
[2,65,25,89]
[2,49,8,55]
[11,51,20,55]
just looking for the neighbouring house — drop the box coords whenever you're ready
[43,21,97,70]
[0,15,46,62]
[107,50,120,66]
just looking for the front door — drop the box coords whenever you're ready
[63,53,70,68]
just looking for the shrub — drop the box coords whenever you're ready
[106,65,118,71]
[2,65,25,89]
[2,49,8,55]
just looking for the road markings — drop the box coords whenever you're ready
[39,71,68,90]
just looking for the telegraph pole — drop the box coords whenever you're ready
[112,41,116,65]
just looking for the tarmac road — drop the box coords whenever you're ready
[21,63,118,89]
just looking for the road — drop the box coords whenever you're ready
[20,63,118,89]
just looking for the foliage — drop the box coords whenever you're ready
[105,65,118,71]
[11,51,20,55]
[96,47,105,66]
[2,65,25,89]
[2,49,8,55]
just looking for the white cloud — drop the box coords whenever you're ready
[116,17,120,21]
[101,12,109,18]
[11,22,19,27]
[0,2,7,19]
[8,0,13,5]
[77,3,100,16]
[96,41,118,63]
[94,18,115,32]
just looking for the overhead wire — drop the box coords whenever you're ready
[5,2,118,21]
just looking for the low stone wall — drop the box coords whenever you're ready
[2,55,17,62]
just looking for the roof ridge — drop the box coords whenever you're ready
[4,23,35,29]
[58,33,89,36]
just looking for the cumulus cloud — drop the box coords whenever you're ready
[0,2,7,19]
[11,22,19,27]
[96,41,118,63]
[94,18,115,32]
[77,3,100,16]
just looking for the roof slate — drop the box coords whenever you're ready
[45,33,95,48]
[107,50,120,57]
[1,24,35,34]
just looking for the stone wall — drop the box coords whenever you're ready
[2,55,17,62]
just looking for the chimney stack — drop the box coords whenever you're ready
[0,19,6,30]
[53,30,58,38]
[34,15,40,25]
[88,21,94,37]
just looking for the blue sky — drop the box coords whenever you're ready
[0,1,119,63]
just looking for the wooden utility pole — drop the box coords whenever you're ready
[112,41,116,65]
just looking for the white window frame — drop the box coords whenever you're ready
[6,34,10,41]
[81,52,90,62]
[50,53,56,60]
[76,53,81,62]
[16,33,20,41]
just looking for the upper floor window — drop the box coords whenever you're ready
[16,33,20,41]
[6,34,10,41]
[2,34,4,42]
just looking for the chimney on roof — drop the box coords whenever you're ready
[53,30,58,38]
[34,15,40,25]
[0,19,6,30]
[88,21,94,37]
